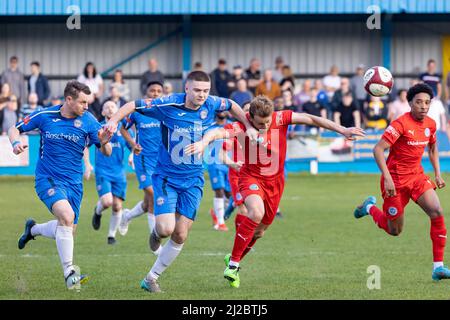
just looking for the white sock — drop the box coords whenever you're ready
[125,201,145,221]
[148,239,184,280]
[31,220,58,239]
[108,210,122,238]
[55,226,74,278]
[153,246,162,256]
[214,197,225,225]
[147,213,155,233]
[434,261,444,270]
[366,204,374,212]
[229,260,239,268]
[95,200,105,216]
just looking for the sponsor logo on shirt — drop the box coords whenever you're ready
[407,140,429,146]
[173,124,203,133]
[45,131,81,143]
[139,122,160,129]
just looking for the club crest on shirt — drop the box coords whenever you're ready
[74,119,82,128]
[200,110,208,120]
[388,207,398,216]
[156,197,165,206]
[47,188,55,196]
[424,128,430,137]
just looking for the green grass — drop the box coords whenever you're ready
[1,173,450,300]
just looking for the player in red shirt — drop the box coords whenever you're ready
[186,95,365,288]
[354,83,450,281]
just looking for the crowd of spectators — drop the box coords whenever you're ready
[1,55,450,137]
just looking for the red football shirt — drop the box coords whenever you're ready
[224,110,293,179]
[381,112,437,185]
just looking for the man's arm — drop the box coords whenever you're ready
[373,139,396,196]
[8,126,28,154]
[437,82,442,100]
[120,125,142,155]
[228,100,258,141]
[184,127,229,156]
[429,142,446,189]
[104,101,136,135]
[218,147,243,171]
[83,147,93,180]
[291,112,365,140]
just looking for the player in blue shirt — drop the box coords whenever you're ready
[12,81,112,289]
[87,101,131,245]
[117,82,163,250]
[205,112,232,231]
[104,71,258,292]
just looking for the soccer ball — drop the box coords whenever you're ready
[363,66,394,97]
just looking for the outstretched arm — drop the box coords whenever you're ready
[291,112,365,140]
[184,127,229,156]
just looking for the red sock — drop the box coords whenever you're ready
[369,205,390,233]
[234,213,245,231]
[241,238,257,260]
[430,216,447,263]
[231,216,258,263]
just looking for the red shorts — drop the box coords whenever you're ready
[239,174,285,226]
[381,173,436,220]
[228,168,244,206]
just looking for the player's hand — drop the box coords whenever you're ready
[133,143,143,156]
[98,128,112,145]
[184,141,206,157]
[436,176,446,189]
[103,120,118,137]
[128,153,135,170]
[342,127,366,141]
[84,162,93,180]
[12,142,28,155]
[384,176,397,197]
[245,127,259,144]
[229,160,243,171]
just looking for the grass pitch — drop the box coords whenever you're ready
[1,173,450,300]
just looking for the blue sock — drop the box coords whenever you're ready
[224,197,235,220]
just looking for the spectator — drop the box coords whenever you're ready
[230,78,253,107]
[280,65,296,94]
[1,95,18,135]
[28,61,50,106]
[210,58,231,97]
[140,58,164,96]
[419,59,442,99]
[331,77,356,112]
[46,95,63,108]
[1,56,26,104]
[255,69,282,100]
[193,61,203,71]
[282,90,298,112]
[322,65,341,100]
[364,96,388,130]
[314,79,331,116]
[20,92,43,120]
[163,81,173,96]
[334,92,361,128]
[302,88,327,131]
[109,69,130,101]
[102,86,127,118]
[388,89,410,121]
[77,62,104,120]
[428,98,447,132]
[350,64,367,112]
[272,56,285,83]
[0,83,12,127]
[273,96,284,111]
[294,79,312,108]
[445,67,450,108]
[227,65,247,94]
[245,58,262,95]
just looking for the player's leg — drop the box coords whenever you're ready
[414,183,450,280]
[92,176,113,230]
[208,167,220,226]
[107,196,123,245]
[143,186,156,234]
[213,188,228,231]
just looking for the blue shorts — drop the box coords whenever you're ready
[35,177,83,224]
[134,154,156,190]
[95,175,127,200]
[152,173,204,220]
[208,166,231,192]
